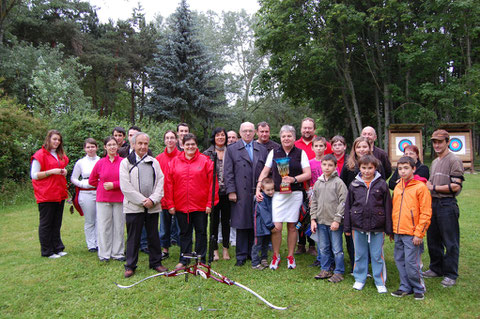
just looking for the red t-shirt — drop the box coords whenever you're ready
[294,137,332,160]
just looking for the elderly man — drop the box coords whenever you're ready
[423,129,464,287]
[294,117,332,160]
[224,122,268,266]
[256,121,280,152]
[361,126,392,178]
[120,132,167,278]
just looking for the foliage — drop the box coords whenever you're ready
[0,97,46,185]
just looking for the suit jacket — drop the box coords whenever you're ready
[224,140,268,229]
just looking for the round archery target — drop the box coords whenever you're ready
[449,137,463,153]
[398,139,413,153]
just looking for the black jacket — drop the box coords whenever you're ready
[344,172,393,235]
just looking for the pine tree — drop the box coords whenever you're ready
[146,0,224,125]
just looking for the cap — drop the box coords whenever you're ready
[431,129,449,141]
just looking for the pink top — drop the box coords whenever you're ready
[309,158,323,187]
[88,155,124,203]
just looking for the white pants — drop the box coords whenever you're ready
[96,202,125,260]
[78,190,97,250]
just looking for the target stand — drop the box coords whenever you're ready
[388,124,425,168]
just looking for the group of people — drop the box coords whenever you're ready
[30,119,464,299]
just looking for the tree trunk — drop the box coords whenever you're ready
[130,81,135,124]
[341,85,359,138]
[383,82,390,152]
[343,67,362,135]
[374,88,383,148]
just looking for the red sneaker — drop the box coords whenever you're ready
[287,256,296,269]
[269,254,280,270]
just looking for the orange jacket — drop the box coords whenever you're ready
[392,176,432,238]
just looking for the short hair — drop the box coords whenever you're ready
[403,145,420,157]
[322,154,337,165]
[257,121,270,130]
[397,156,416,168]
[279,125,296,139]
[163,130,177,140]
[131,132,149,145]
[183,133,197,145]
[312,136,327,145]
[103,136,117,146]
[239,122,255,132]
[210,127,227,146]
[358,154,379,168]
[261,177,274,188]
[128,125,141,133]
[84,137,97,148]
[112,126,126,136]
[177,123,189,132]
[330,135,346,146]
[301,117,316,129]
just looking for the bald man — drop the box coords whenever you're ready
[361,126,392,179]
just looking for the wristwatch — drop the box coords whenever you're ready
[293,176,298,184]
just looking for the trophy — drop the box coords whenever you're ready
[274,157,292,194]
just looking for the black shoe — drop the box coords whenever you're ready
[99,258,109,262]
[113,256,126,261]
[414,292,425,300]
[309,260,321,267]
[235,260,246,266]
[391,289,413,298]
[88,248,98,252]
[161,252,169,260]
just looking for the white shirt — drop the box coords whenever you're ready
[71,155,100,188]
[265,149,310,169]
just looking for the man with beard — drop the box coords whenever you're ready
[294,118,332,160]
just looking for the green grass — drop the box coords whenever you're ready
[1,175,479,318]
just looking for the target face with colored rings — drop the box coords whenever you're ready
[398,139,413,152]
[449,138,463,152]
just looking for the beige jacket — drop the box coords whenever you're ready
[119,154,164,214]
[310,171,348,225]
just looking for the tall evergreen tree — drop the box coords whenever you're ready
[146,0,224,126]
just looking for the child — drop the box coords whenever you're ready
[310,154,348,282]
[252,178,276,270]
[344,155,392,293]
[309,136,327,188]
[391,156,432,300]
[330,135,347,174]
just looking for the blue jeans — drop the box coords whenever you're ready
[352,230,386,287]
[251,235,270,266]
[159,209,180,248]
[427,197,460,279]
[318,224,344,274]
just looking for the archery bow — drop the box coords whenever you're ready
[115,253,289,311]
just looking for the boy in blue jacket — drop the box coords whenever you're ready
[252,178,276,270]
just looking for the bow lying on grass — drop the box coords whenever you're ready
[115,255,289,311]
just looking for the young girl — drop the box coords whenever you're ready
[344,155,392,293]
[309,136,327,188]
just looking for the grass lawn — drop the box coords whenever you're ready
[1,174,479,318]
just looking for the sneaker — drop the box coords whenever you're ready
[414,292,425,300]
[376,285,388,294]
[422,269,440,278]
[48,254,61,259]
[287,256,296,269]
[161,252,169,260]
[260,259,269,267]
[391,290,412,298]
[113,256,126,261]
[441,277,456,287]
[328,273,344,283]
[57,251,68,257]
[353,282,365,290]
[314,270,333,279]
[269,254,280,270]
[88,248,98,253]
[252,264,266,270]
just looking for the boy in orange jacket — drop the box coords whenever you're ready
[391,156,432,300]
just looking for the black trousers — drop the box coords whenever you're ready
[210,194,231,250]
[38,201,65,257]
[298,231,316,247]
[236,228,254,262]
[125,211,163,270]
[176,211,208,265]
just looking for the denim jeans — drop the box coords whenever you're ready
[318,224,344,274]
[427,197,460,279]
[251,235,270,266]
[159,209,180,248]
[352,230,386,287]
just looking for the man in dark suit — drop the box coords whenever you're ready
[361,126,392,179]
[224,122,268,266]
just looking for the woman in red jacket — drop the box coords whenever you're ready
[165,133,218,268]
[89,136,125,262]
[31,130,69,258]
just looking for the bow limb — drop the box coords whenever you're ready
[115,271,179,289]
[233,281,289,310]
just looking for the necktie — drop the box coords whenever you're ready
[246,143,253,161]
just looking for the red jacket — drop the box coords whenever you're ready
[156,147,180,209]
[31,146,69,203]
[164,150,219,213]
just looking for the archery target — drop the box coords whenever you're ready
[449,136,466,155]
[395,136,416,156]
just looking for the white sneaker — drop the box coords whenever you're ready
[353,282,365,290]
[269,254,280,270]
[48,254,61,259]
[57,251,68,257]
[287,256,296,269]
[377,285,388,293]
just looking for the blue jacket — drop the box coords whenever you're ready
[254,192,275,237]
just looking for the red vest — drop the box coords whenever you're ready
[31,146,69,203]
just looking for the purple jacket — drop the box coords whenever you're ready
[344,172,392,235]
